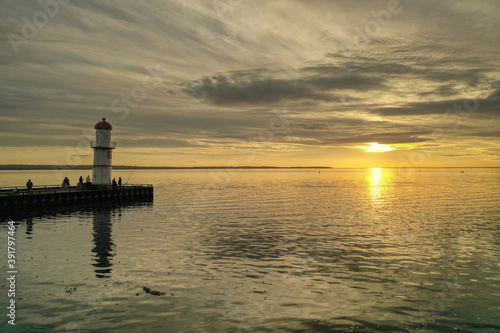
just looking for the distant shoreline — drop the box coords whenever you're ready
[0,165,333,170]
[0,165,498,170]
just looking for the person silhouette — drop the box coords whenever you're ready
[26,179,33,194]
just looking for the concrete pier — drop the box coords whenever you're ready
[0,184,153,218]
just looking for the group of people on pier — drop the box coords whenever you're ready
[12,176,125,195]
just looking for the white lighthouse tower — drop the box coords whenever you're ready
[91,118,115,185]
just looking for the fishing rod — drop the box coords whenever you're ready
[125,170,134,185]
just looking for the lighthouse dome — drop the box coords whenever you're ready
[95,118,113,130]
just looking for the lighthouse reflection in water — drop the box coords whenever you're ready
[92,209,115,278]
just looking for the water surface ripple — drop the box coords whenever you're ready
[1,168,499,332]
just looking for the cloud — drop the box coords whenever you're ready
[181,64,389,106]
[182,75,332,105]
[463,130,500,137]
[370,93,500,117]
[320,131,432,146]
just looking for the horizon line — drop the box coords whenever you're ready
[0,164,499,170]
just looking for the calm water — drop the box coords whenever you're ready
[1,168,499,332]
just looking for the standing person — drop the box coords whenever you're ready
[112,178,117,189]
[26,179,33,194]
[118,177,122,187]
[79,176,83,184]
[62,177,70,189]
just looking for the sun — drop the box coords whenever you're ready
[358,142,395,153]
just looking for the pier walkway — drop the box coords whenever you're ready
[0,184,153,218]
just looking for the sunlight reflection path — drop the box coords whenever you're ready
[368,168,393,209]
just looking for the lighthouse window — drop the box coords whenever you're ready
[108,151,112,159]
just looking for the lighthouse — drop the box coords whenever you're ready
[91,118,115,185]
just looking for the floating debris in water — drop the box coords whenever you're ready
[143,286,166,296]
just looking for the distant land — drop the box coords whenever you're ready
[1,165,497,171]
[0,165,333,170]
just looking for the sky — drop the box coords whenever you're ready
[1,0,499,168]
